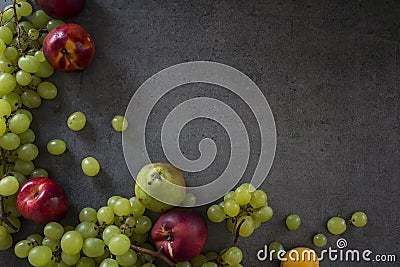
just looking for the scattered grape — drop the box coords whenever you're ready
[327,217,347,235]
[67,111,87,131]
[82,157,100,176]
[111,115,128,131]
[313,233,328,247]
[286,214,301,231]
[351,211,368,228]
[47,139,66,155]
[268,241,285,260]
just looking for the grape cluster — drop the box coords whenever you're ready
[0,0,67,249]
[14,195,161,267]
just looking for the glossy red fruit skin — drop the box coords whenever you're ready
[16,177,68,225]
[43,23,95,72]
[38,0,85,19]
[151,209,208,262]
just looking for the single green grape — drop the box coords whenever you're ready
[15,2,32,17]
[351,212,368,228]
[0,99,11,118]
[0,176,19,196]
[47,139,66,155]
[14,239,33,258]
[28,28,40,40]
[113,198,132,216]
[75,221,98,239]
[100,258,119,267]
[116,249,138,266]
[268,241,285,260]
[237,216,255,237]
[82,157,100,176]
[0,225,7,241]
[134,216,152,234]
[313,233,328,247]
[26,233,43,246]
[97,206,114,225]
[9,113,31,134]
[37,82,57,99]
[18,55,40,73]
[0,233,12,250]
[108,234,131,256]
[102,225,120,245]
[0,26,13,44]
[3,92,22,111]
[28,245,52,267]
[251,206,273,222]
[18,129,35,144]
[129,196,146,217]
[327,217,347,235]
[14,159,35,176]
[47,20,65,32]
[15,109,33,121]
[44,222,64,240]
[30,168,49,178]
[234,186,251,205]
[35,61,54,78]
[181,193,196,207]
[107,195,122,208]
[0,73,16,97]
[82,237,105,258]
[61,250,81,265]
[207,204,225,223]
[3,47,18,60]
[286,214,301,231]
[60,231,83,255]
[34,50,46,63]
[21,89,41,108]
[16,70,32,86]
[79,207,98,223]
[223,246,243,265]
[112,115,128,131]
[42,237,61,252]
[17,143,39,161]
[249,189,268,209]
[223,199,240,217]
[32,10,50,28]
[67,111,87,131]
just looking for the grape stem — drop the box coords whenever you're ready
[216,217,246,263]
[11,0,23,55]
[130,244,176,267]
[0,149,18,231]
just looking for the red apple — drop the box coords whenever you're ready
[16,177,68,225]
[43,24,95,72]
[151,209,208,262]
[38,0,85,19]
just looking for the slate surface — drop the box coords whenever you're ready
[0,0,399,266]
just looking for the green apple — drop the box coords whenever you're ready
[134,163,186,212]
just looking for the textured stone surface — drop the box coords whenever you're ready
[1,0,399,266]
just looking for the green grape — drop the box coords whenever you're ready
[112,115,128,131]
[0,176,19,196]
[125,217,136,228]
[0,233,12,250]
[223,246,242,265]
[113,198,132,216]
[75,221,98,239]
[351,212,368,227]
[190,254,207,267]
[129,196,146,217]
[207,204,225,223]
[18,129,35,144]
[47,139,66,155]
[249,190,267,209]
[3,92,22,111]
[286,214,301,231]
[31,75,41,86]
[9,113,31,134]
[76,257,96,267]
[0,26,13,44]
[47,20,65,32]
[181,192,196,207]
[38,33,47,45]
[18,21,33,33]
[268,241,285,260]
[0,39,5,53]
[61,231,83,255]
[107,195,122,208]
[0,59,14,73]
[134,216,152,234]
[37,82,57,99]
[35,61,54,78]
[0,119,5,136]
[102,225,120,245]
[79,207,98,223]
[201,263,217,267]
[100,258,119,267]
[237,216,255,237]
[327,217,347,235]
[28,29,40,40]
[97,206,114,225]
[15,109,33,121]
[129,232,147,246]
[31,168,49,178]
[0,73,16,96]
[82,237,105,257]
[4,196,21,217]
[239,183,256,192]
[44,222,64,240]
[16,2,32,17]
[116,249,138,266]
[27,233,43,245]
[177,262,192,267]
[4,47,18,60]
[82,157,100,176]
[108,234,131,255]
[313,233,328,247]
[61,250,81,265]
[14,159,35,176]
[32,10,50,28]
[234,186,251,205]
[251,206,273,222]
[28,245,52,266]
[16,70,32,86]
[114,215,125,227]
[0,225,7,241]
[34,50,46,63]
[0,99,11,118]
[67,111,86,131]
[223,199,240,217]
[18,55,40,73]
[14,239,33,258]
[21,89,41,108]
[42,237,61,252]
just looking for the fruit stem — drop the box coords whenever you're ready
[217,218,246,263]
[11,0,24,55]
[0,149,18,231]
[130,244,176,267]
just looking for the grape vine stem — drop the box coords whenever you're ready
[130,244,176,267]
[0,149,18,231]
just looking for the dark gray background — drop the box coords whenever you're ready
[1,0,400,266]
